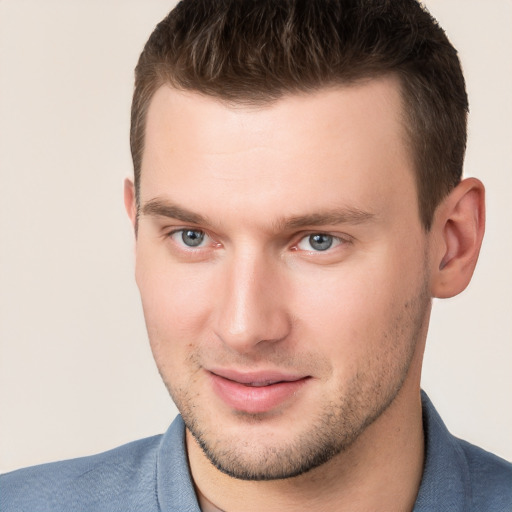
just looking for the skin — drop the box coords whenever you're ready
[125,76,485,511]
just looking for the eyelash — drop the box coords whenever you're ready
[165,228,351,255]
[167,228,215,250]
[294,233,346,252]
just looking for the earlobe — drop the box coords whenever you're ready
[431,178,485,299]
[123,178,138,230]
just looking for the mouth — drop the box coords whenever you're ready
[239,380,287,387]
[207,369,311,414]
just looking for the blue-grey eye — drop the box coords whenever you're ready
[181,229,205,247]
[307,234,333,251]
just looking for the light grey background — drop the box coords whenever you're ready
[1,0,511,473]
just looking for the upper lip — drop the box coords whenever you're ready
[209,368,309,385]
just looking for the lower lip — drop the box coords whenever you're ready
[209,373,309,414]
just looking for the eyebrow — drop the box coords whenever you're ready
[277,209,376,230]
[141,197,376,230]
[141,198,209,225]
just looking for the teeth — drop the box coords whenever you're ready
[246,381,277,387]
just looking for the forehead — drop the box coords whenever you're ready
[139,77,417,227]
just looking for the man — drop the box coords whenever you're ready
[1,0,511,510]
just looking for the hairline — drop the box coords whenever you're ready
[133,70,429,230]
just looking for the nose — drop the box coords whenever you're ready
[213,249,291,353]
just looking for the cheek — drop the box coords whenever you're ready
[291,252,423,360]
[135,253,215,353]
[294,274,387,356]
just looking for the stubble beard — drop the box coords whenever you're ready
[159,283,431,482]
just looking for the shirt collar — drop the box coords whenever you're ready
[155,392,470,511]
[413,390,471,511]
[157,415,201,512]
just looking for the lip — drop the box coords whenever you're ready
[208,369,310,414]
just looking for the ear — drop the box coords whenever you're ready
[430,177,485,299]
[123,178,137,230]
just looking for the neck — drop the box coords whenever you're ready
[188,382,425,512]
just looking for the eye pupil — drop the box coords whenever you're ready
[182,230,204,247]
[309,234,333,251]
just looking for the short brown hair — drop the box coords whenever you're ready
[131,0,468,230]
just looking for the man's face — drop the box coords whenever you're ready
[131,77,433,480]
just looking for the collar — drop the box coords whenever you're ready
[413,390,470,511]
[154,392,470,511]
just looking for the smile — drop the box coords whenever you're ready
[242,381,282,387]
[208,369,310,414]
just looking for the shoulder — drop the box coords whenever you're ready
[1,416,199,512]
[457,437,512,511]
[0,434,163,512]
[416,391,512,512]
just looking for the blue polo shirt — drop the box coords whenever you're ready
[1,392,511,511]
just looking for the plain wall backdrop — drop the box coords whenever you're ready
[0,0,511,473]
